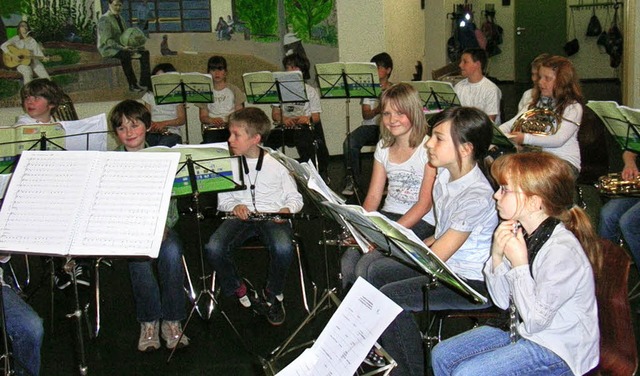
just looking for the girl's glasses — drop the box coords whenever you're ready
[499,185,522,195]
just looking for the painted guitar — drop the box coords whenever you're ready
[2,45,61,68]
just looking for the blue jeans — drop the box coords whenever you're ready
[431,326,571,376]
[369,258,490,376]
[4,285,43,376]
[128,229,186,322]
[599,197,640,272]
[343,124,379,178]
[204,219,294,296]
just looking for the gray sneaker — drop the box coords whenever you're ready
[161,320,190,350]
[341,181,355,196]
[138,321,160,352]
[264,291,286,326]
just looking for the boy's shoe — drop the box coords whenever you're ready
[161,320,190,350]
[263,291,285,326]
[238,288,267,315]
[138,321,161,352]
[341,180,355,196]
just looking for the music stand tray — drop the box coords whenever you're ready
[587,100,640,153]
[403,80,460,113]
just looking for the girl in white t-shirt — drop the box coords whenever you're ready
[142,63,186,146]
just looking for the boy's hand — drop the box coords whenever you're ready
[232,205,251,220]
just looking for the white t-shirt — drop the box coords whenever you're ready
[360,97,380,126]
[374,135,435,225]
[455,76,502,124]
[142,91,183,135]
[197,83,246,122]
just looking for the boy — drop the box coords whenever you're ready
[196,56,246,143]
[264,53,331,183]
[454,48,502,124]
[341,52,393,196]
[204,107,304,326]
[15,78,64,125]
[110,99,189,351]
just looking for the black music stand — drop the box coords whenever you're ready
[315,62,381,204]
[151,72,215,145]
[586,101,640,154]
[404,80,460,114]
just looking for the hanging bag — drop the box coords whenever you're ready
[605,4,623,68]
[564,8,579,56]
[586,2,602,36]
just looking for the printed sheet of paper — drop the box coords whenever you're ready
[403,80,460,111]
[0,150,179,258]
[151,72,214,104]
[277,278,402,376]
[60,113,109,152]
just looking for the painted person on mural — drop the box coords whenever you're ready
[1,20,51,84]
[98,0,151,92]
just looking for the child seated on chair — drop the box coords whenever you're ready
[196,56,246,144]
[204,107,304,326]
[110,99,189,352]
[15,78,64,125]
[142,63,186,147]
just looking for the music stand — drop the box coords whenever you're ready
[151,72,216,144]
[315,62,381,204]
[403,80,460,114]
[586,101,640,153]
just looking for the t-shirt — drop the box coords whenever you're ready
[142,91,183,135]
[454,76,502,124]
[271,83,321,118]
[196,83,246,122]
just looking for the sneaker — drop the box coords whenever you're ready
[138,321,160,352]
[341,180,355,196]
[54,269,71,290]
[161,320,190,350]
[238,289,266,315]
[264,291,285,326]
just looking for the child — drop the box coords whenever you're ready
[110,99,189,351]
[432,152,600,376]
[500,56,582,174]
[454,48,502,124]
[340,83,436,290]
[1,20,51,84]
[264,53,331,182]
[517,53,551,113]
[369,107,498,376]
[599,150,640,273]
[142,63,186,147]
[15,78,64,125]
[196,56,246,143]
[204,107,304,326]
[341,52,394,196]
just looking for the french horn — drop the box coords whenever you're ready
[597,173,640,197]
[511,108,563,136]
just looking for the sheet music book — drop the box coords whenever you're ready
[586,101,640,153]
[151,72,214,104]
[491,123,516,151]
[322,202,488,304]
[315,62,380,98]
[243,71,306,104]
[142,143,243,196]
[0,150,180,258]
[277,277,401,376]
[402,80,460,112]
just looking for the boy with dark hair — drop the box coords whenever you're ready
[454,48,502,124]
[341,52,394,195]
[205,107,304,326]
[196,55,246,144]
[110,99,189,351]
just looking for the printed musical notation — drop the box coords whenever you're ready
[0,150,180,258]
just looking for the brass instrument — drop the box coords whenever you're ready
[597,173,640,197]
[511,108,563,136]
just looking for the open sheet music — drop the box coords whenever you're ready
[0,150,179,258]
[277,277,401,376]
[243,71,306,104]
[315,62,380,98]
[586,101,640,153]
[151,72,214,104]
[402,80,460,113]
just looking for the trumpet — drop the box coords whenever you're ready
[596,173,640,197]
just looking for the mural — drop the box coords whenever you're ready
[0,0,338,108]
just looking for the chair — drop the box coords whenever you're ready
[425,305,503,346]
[587,239,638,375]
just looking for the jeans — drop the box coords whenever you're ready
[598,197,640,273]
[4,285,43,376]
[204,218,294,296]
[343,124,379,178]
[369,257,490,376]
[128,229,186,322]
[431,326,571,376]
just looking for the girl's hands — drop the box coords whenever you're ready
[492,220,528,268]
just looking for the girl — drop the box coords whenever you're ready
[370,106,498,376]
[142,63,186,147]
[500,55,583,174]
[340,82,436,291]
[432,152,600,376]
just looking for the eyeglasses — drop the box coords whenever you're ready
[498,185,523,195]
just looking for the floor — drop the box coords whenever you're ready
[7,79,637,376]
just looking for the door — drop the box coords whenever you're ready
[514,0,566,84]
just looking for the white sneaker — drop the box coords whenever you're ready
[138,321,160,352]
[341,181,355,196]
[161,320,190,349]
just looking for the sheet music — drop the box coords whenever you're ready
[0,151,179,257]
[60,113,109,151]
[277,278,401,376]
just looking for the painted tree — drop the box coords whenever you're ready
[0,0,24,45]
[285,0,333,41]
[235,0,278,38]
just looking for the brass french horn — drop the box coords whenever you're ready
[597,173,640,197]
[511,108,563,136]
